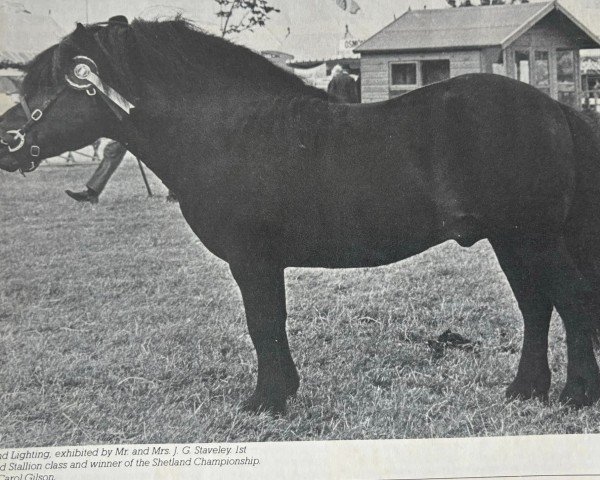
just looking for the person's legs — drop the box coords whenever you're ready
[66,141,127,203]
[86,141,127,194]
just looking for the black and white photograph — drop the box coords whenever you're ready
[2,0,600,477]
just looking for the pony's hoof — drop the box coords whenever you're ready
[284,374,300,398]
[506,376,550,403]
[506,384,549,403]
[559,376,600,408]
[241,393,286,416]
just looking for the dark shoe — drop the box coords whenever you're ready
[65,189,99,204]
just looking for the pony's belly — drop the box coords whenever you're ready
[288,248,432,269]
[278,197,444,268]
[284,230,441,268]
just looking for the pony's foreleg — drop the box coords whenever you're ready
[230,262,299,414]
[490,237,553,401]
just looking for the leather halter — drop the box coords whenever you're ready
[0,88,66,172]
[0,55,135,174]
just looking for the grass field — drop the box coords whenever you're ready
[1,160,599,448]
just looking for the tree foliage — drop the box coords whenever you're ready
[215,0,280,37]
[447,0,528,6]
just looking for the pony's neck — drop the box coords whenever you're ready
[117,80,328,195]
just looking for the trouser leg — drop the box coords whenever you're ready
[86,141,127,194]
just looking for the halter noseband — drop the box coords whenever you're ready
[0,56,135,174]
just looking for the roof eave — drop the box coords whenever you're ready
[555,2,600,49]
[355,44,498,54]
[500,1,555,48]
[498,1,600,49]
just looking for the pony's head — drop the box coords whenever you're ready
[0,14,327,173]
[0,16,135,173]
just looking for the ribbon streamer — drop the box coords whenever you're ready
[85,71,134,114]
[65,56,135,117]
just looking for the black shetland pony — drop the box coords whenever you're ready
[1,17,600,414]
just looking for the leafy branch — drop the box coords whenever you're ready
[215,0,280,37]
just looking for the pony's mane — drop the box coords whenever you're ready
[22,17,327,101]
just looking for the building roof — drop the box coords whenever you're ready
[287,53,360,69]
[0,4,65,65]
[356,1,600,53]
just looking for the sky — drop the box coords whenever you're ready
[4,0,600,59]
[16,0,600,30]
[19,0,447,27]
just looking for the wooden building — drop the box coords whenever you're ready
[355,1,600,108]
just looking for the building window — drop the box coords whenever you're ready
[557,50,577,107]
[390,60,450,91]
[421,60,450,86]
[515,51,530,84]
[391,63,417,86]
[557,50,575,84]
[533,51,550,96]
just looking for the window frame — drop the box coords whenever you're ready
[420,59,451,87]
[389,58,452,92]
[556,49,576,86]
[514,50,531,85]
[532,50,550,97]
[389,62,419,90]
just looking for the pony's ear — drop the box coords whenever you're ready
[69,21,98,56]
[73,22,91,42]
[108,15,129,26]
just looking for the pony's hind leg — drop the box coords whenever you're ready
[490,237,553,401]
[531,235,600,407]
[230,262,299,414]
[561,225,600,405]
